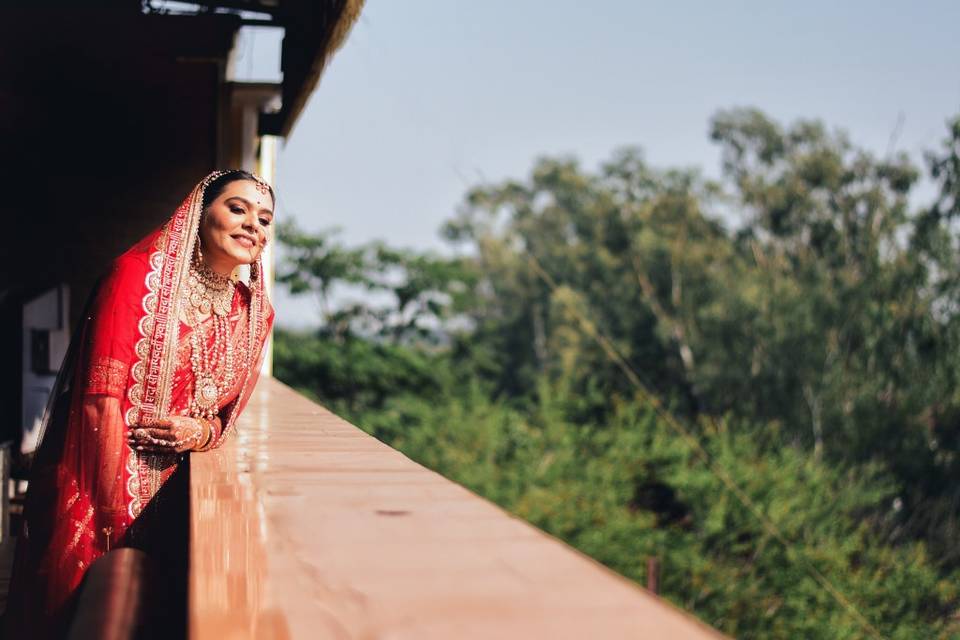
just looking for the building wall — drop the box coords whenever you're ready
[0,9,241,446]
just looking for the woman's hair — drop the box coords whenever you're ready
[201,169,276,211]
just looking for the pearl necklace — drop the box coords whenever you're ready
[184,261,239,420]
[186,307,235,419]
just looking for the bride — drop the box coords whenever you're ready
[5,170,276,638]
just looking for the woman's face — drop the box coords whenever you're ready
[199,179,274,274]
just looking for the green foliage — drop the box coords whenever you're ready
[274,109,960,638]
[273,328,446,415]
[277,221,476,343]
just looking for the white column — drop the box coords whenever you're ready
[257,134,278,377]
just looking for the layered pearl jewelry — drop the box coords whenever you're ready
[186,302,236,419]
[184,255,243,420]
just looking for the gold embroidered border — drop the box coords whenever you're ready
[125,237,165,517]
[138,452,178,508]
[125,179,208,516]
[88,356,129,398]
[126,246,164,429]
[125,449,141,519]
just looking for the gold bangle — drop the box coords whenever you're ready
[202,418,215,449]
[194,418,215,451]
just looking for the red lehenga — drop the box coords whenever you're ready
[4,173,274,638]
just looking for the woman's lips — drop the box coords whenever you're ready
[232,234,256,248]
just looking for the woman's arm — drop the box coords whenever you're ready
[82,394,128,524]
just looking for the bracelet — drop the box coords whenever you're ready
[194,417,216,452]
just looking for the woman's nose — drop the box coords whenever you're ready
[241,213,267,242]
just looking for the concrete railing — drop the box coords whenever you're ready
[189,377,726,639]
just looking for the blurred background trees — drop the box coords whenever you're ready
[272,108,960,639]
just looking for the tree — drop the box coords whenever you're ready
[273,108,960,636]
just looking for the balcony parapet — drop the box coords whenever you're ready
[189,377,726,639]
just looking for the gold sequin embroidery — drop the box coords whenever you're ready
[88,357,128,398]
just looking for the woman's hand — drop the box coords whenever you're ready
[127,416,208,454]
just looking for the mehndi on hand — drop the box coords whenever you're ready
[127,415,213,454]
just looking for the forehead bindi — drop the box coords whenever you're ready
[221,182,274,214]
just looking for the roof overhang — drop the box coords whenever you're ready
[145,0,364,138]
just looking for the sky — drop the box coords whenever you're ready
[234,1,960,327]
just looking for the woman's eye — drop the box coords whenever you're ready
[230,206,245,214]
[259,218,271,227]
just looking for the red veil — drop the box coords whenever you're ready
[5,172,274,637]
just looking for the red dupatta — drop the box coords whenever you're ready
[6,171,274,636]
